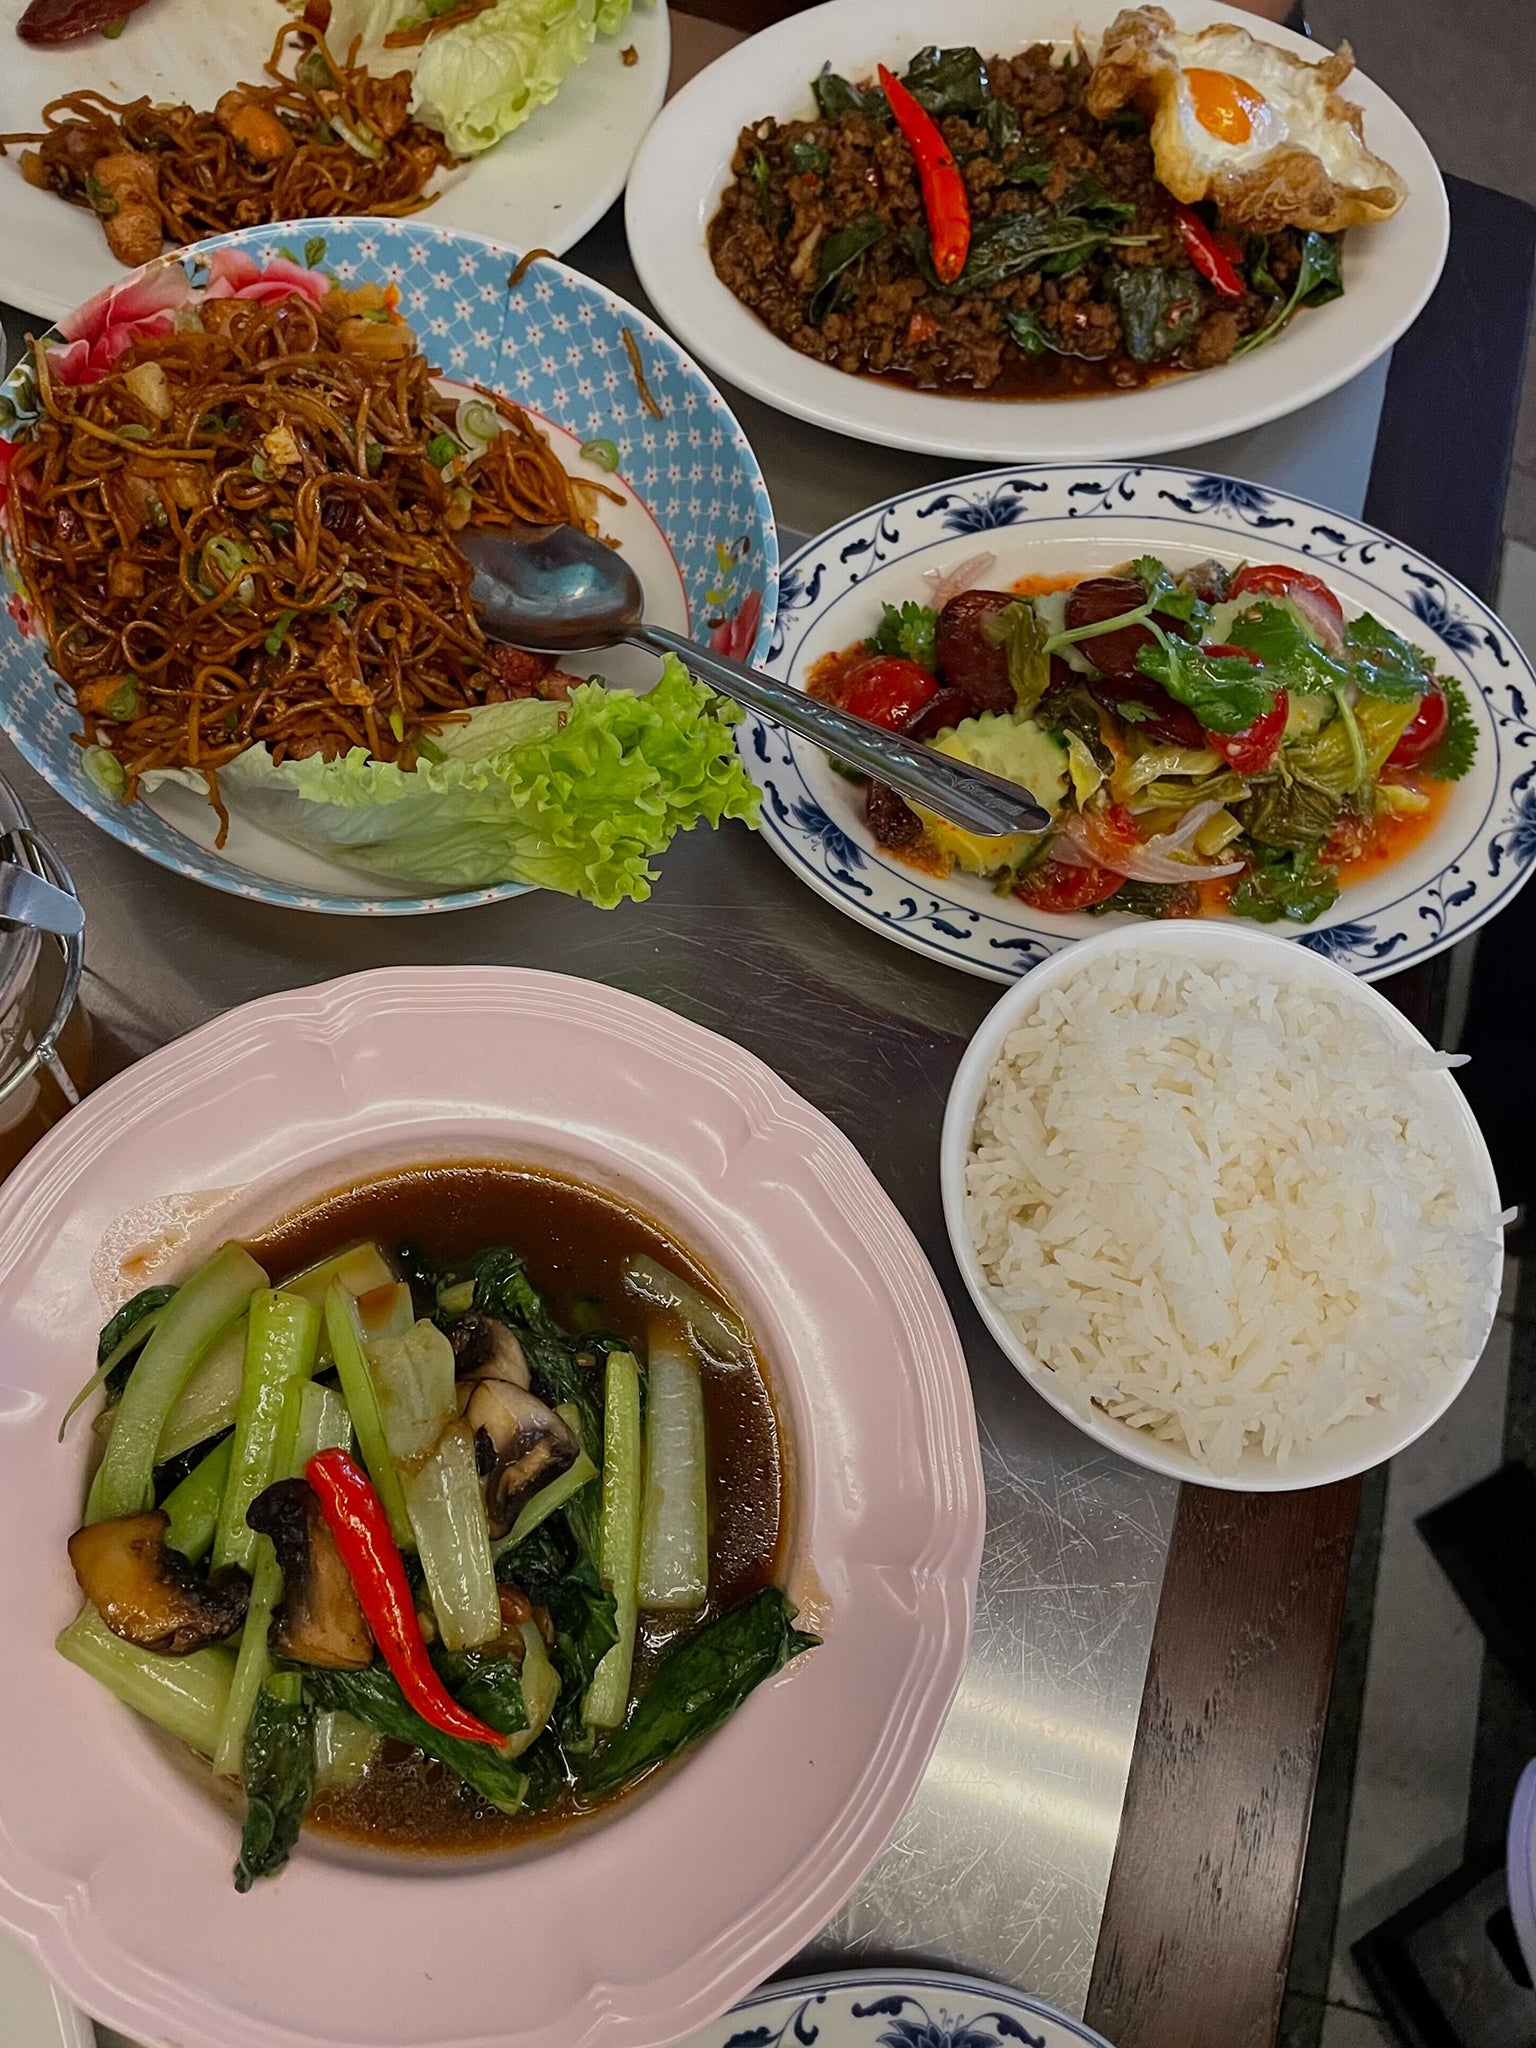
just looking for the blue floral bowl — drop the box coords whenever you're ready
[0,218,776,916]
[742,461,1535,984]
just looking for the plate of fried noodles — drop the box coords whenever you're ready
[0,216,777,914]
[0,0,669,324]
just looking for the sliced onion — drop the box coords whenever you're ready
[1057,803,1245,884]
[925,552,997,609]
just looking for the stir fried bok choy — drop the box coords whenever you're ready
[60,1218,815,1889]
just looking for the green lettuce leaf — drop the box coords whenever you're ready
[409,0,635,157]
[143,659,757,907]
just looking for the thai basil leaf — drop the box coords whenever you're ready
[1004,308,1068,356]
[1246,232,1282,299]
[808,216,885,323]
[902,45,988,115]
[999,143,1053,188]
[982,95,1021,155]
[1136,639,1279,734]
[234,1678,315,1892]
[1225,599,1350,693]
[1112,264,1204,363]
[1295,230,1344,308]
[811,65,885,120]
[788,138,829,175]
[1059,174,1137,226]
[580,1588,819,1798]
[303,1663,530,1814]
[1229,845,1340,926]
[1343,613,1433,701]
[950,211,1123,293]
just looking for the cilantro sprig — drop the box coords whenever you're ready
[867,600,938,670]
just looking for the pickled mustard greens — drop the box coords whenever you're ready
[59,1200,811,1889]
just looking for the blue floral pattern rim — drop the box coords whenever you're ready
[687,1969,1115,2048]
[742,461,1536,985]
[0,217,778,918]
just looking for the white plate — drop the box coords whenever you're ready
[625,0,1447,464]
[0,0,670,322]
[679,1970,1116,2048]
[940,920,1504,1491]
[741,461,1536,984]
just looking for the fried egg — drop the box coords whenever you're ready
[1086,7,1407,233]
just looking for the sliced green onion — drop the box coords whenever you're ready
[251,453,274,483]
[586,1349,642,1729]
[114,423,150,443]
[101,16,127,35]
[264,608,297,657]
[578,437,620,472]
[425,432,459,470]
[104,678,139,721]
[388,708,407,743]
[453,397,501,456]
[364,439,384,474]
[82,747,127,802]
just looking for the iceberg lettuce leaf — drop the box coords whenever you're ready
[406,0,635,157]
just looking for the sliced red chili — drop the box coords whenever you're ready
[878,66,972,286]
[1172,204,1244,300]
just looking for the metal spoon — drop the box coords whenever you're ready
[0,862,84,938]
[459,526,1051,839]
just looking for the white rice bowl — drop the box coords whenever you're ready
[941,924,1505,1490]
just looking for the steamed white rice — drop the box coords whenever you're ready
[965,952,1500,1471]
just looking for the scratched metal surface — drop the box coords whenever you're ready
[0,200,1398,2048]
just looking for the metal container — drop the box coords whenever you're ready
[0,772,87,1178]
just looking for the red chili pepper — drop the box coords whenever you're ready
[305,1448,505,1749]
[1172,204,1244,300]
[878,66,971,286]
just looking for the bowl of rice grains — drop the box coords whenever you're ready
[941,920,1505,1489]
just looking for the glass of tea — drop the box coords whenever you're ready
[0,773,89,1181]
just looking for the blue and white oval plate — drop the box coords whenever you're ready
[742,463,1536,983]
[0,217,775,917]
[680,1971,1114,2048]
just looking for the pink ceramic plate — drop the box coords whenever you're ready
[0,969,982,2048]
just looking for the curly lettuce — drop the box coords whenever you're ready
[142,659,756,907]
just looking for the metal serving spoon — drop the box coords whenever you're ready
[0,862,84,938]
[460,526,1051,839]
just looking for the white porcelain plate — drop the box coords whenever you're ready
[678,1971,1116,2048]
[741,461,1536,984]
[625,0,1446,464]
[0,0,670,323]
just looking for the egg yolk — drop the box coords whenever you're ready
[1184,68,1270,145]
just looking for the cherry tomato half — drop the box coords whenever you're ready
[1198,643,1288,774]
[1386,686,1449,768]
[1229,564,1345,645]
[1014,860,1124,914]
[833,655,939,731]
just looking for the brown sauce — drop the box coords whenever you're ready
[243,1163,787,1858]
